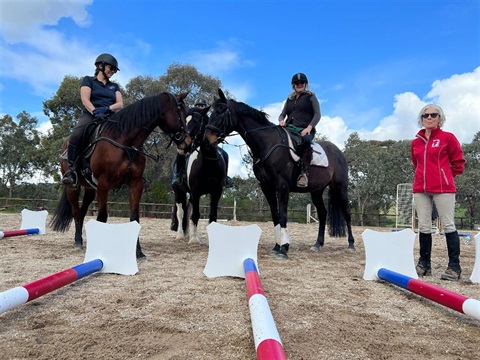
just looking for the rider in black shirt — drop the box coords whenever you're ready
[62,53,123,187]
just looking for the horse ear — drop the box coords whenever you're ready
[177,91,190,102]
[218,88,227,103]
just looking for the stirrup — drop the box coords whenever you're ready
[296,173,308,188]
[62,170,78,188]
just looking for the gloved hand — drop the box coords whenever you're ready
[93,106,110,120]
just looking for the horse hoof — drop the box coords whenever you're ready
[348,244,356,252]
[136,252,147,260]
[274,252,288,260]
[310,245,320,252]
[270,244,281,255]
[73,243,83,249]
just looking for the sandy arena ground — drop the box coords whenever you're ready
[0,213,479,360]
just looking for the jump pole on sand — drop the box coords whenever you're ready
[362,228,480,322]
[0,220,140,314]
[204,222,287,360]
[0,209,48,239]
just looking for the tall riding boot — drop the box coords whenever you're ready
[221,149,233,188]
[416,232,432,276]
[297,147,313,188]
[62,143,79,187]
[441,231,461,281]
[172,154,186,186]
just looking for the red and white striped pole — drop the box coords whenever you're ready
[244,258,287,360]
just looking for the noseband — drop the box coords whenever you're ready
[205,102,232,144]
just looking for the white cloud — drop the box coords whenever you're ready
[0,0,92,44]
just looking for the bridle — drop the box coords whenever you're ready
[164,96,190,150]
[205,101,233,144]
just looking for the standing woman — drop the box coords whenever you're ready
[278,72,321,187]
[62,53,123,187]
[411,104,466,281]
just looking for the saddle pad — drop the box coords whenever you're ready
[311,143,329,167]
[284,129,329,167]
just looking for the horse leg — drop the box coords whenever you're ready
[170,204,178,231]
[75,188,96,248]
[275,188,292,259]
[310,190,327,251]
[188,196,201,244]
[175,201,186,241]
[209,192,221,224]
[259,182,283,255]
[64,188,84,248]
[174,190,187,241]
[128,182,146,259]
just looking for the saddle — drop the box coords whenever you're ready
[282,128,329,167]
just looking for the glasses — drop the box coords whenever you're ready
[421,113,439,119]
[294,81,306,86]
[107,64,118,73]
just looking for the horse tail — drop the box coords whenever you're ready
[50,188,73,232]
[327,185,347,237]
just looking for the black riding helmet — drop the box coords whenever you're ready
[291,72,308,84]
[95,53,120,71]
[195,99,208,106]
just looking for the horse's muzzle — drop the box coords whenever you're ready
[177,134,192,155]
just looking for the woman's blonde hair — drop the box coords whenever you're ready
[417,103,446,128]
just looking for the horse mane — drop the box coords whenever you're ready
[103,93,172,137]
[229,99,273,125]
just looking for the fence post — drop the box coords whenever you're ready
[233,199,237,221]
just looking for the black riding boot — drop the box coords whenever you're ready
[441,231,461,281]
[172,154,186,186]
[62,143,79,187]
[416,232,432,276]
[297,147,313,188]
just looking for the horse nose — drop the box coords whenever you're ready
[203,129,218,146]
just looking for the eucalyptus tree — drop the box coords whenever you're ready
[0,112,41,196]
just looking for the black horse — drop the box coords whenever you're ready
[50,92,191,258]
[204,89,355,259]
[171,106,226,243]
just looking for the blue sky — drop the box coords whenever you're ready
[1,0,479,178]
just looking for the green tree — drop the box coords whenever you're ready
[0,112,41,197]
[343,133,413,224]
[456,132,480,228]
[40,75,84,180]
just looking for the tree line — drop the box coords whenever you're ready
[1,63,479,228]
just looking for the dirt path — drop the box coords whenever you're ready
[1,214,479,359]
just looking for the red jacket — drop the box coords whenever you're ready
[411,127,465,193]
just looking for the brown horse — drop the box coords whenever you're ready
[50,92,191,258]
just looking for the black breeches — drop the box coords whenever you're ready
[69,113,95,148]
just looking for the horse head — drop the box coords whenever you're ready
[204,88,234,147]
[186,106,210,150]
[168,92,192,155]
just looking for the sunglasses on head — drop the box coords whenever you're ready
[421,113,439,119]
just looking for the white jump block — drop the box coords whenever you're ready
[362,228,418,280]
[84,220,140,275]
[471,233,480,283]
[204,222,262,278]
[20,209,48,234]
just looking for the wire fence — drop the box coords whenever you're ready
[0,197,478,230]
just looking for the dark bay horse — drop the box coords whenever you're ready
[171,107,226,243]
[50,92,191,258]
[204,89,355,259]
